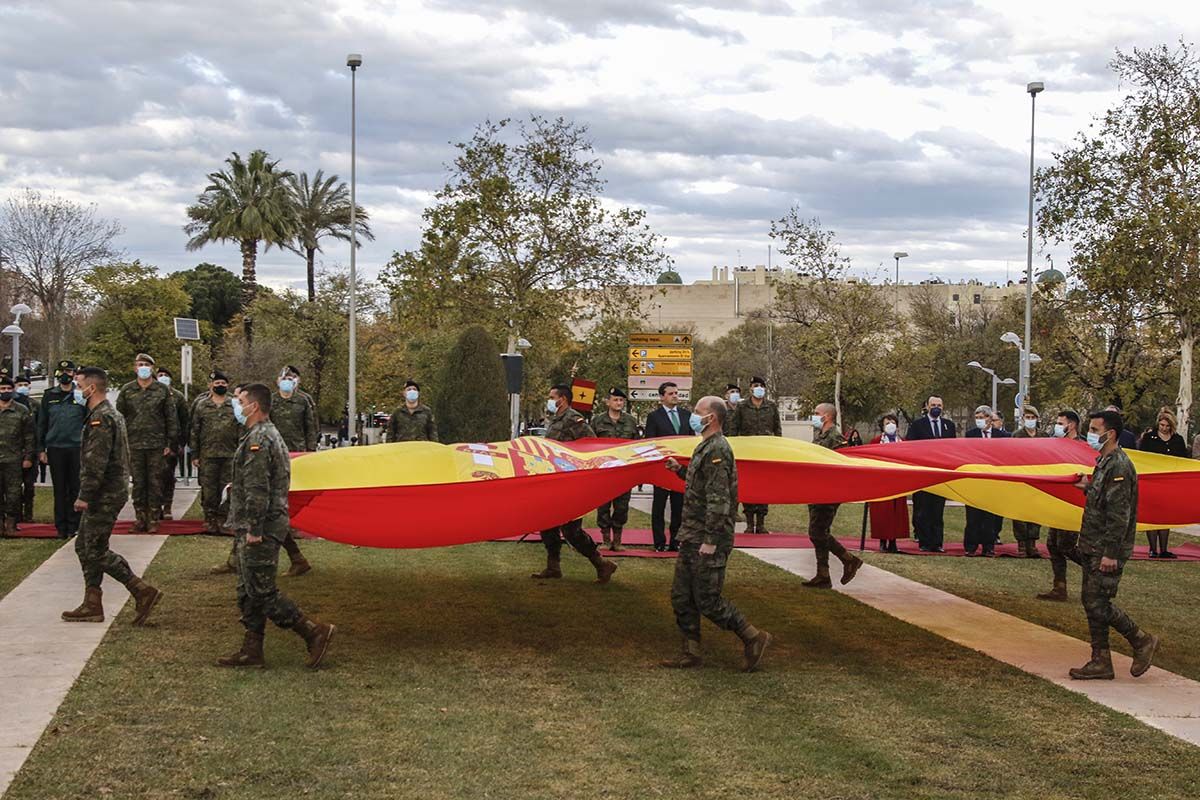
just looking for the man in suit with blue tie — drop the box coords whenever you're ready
[905,395,956,552]
[643,382,694,551]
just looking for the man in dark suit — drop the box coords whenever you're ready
[905,394,956,552]
[643,381,694,551]
[963,404,1010,555]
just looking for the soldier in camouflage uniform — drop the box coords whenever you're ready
[0,376,34,536]
[659,395,772,671]
[1067,409,1159,680]
[387,380,438,442]
[217,383,335,669]
[1038,410,1086,601]
[156,367,191,520]
[190,371,240,534]
[728,375,782,533]
[115,353,178,533]
[13,373,39,523]
[722,383,741,435]
[1010,404,1045,558]
[802,402,864,589]
[591,388,639,551]
[61,367,162,625]
[530,383,618,583]
[269,365,317,576]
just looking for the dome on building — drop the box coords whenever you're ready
[656,270,683,285]
[1037,268,1066,284]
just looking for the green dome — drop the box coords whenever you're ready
[1037,268,1065,284]
[656,270,683,285]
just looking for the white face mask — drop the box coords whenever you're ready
[1053,423,1067,438]
[1024,417,1038,430]
[546,398,559,415]
[136,365,153,380]
[405,389,419,402]
[728,392,740,404]
[752,386,766,399]
[883,422,897,436]
[975,418,987,429]
[157,375,171,386]
[810,413,823,426]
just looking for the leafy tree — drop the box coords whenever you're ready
[435,325,509,443]
[184,150,298,344]
[285,170,374,302]
[1038,40,1200,436]
[171,262,243,339]
[0,188,123,368]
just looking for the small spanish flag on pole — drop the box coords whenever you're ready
[570,378,597,414]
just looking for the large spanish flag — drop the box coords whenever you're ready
[288,436,1200,548]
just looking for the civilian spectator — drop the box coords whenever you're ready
[1139,407,1188,558]
[868,414,908,553]
[964,405,1007,556]
[905,394,956,552]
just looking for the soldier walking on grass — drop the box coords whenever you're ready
[659,395,771,671]
[802,402,863,589]
[591,387,639,551]
[116,353,177,533]
[217,383,334,669]
[61,367,162,625]
[1068,409,1159,681]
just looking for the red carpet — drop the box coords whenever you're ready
[494,529,1200,561]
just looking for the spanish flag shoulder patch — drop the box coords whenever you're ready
[89,420,102,427]
[711,457,722,463]
[1112,476,1124,482]
[249,444,261,452]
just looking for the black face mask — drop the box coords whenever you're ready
[0,392,13,402]
[60,375,73,385]
[213,385,228,396]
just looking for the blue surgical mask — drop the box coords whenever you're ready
[278,378,296,394]
[1087,431,1105,451]
[689,413,707,434]
[975,418,987,429]
[752,386,766,399]
[929,407,942,419]
[157,375,171,386]
[546,398,558,415]
[1024,417,1038,430]
[232,398,246,425]
[15,386,29,396]
[405,389,419,402]
[728,392,740,404]
[1053,424,1066,438]
[810,414,823,426]
[74,388,85,404]
[136,366,153,380]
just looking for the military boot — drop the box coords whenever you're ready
[294,615,336,669]
[216,630,265,668]
[2,517,16,537]
[611,527,625,552]
[739,624,773,672]
[1069,647,1115,680]
[203,513,220,535]
[802,567,833,589]
[147,513,160,534]
[601,527,612,550]
[839,553,863,585]
[131,511,148,534]
[284,555,312,578]
[1129,630,1160,678]
[756,513,770,535]
[125,576,163,626]
[530,554,562,579]
[591,552,618,584]
[1036,580,1068,602]
[62,587,105,623]
[659,638,703,669]
[210,558,237,575]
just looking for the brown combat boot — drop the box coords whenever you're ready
[840,553,863,585]
[216,630,265,668]
[1129,629,1160,678]
[125,576,163,625]
[611,527,625,552]
[739,624,773,672]
[659,638,703,669]
[756,513,770,535]
[284,555,312,578]
[601,527,612,550]
[1,517,16,537]
[530,554,562,579]
[591,552,618,584]
[147,513,160,534]
[1036,580,1068,602]
[210,559,237,575]
[131,512,148,534]
[62,586,105,623]
[1069,647,1115,680]
[802,567,833,589]
[294,615,336,669]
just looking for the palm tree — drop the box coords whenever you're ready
[184,150,297,343]
[286,170,374,302]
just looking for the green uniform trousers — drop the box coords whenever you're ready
[74,508,134,588]
[0,460,22,520]
[1047,529,1079,583]
[807,504,845,569]
[596,491,632,530]
[129,448,166,516]
[540,519,598,560]
[198,457,233,519]
[236,535,303,635]
[1081,554,1138,649]
[670,542,747,641]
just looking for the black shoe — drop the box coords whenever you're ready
[654,545,666,553]
[1160,550,1178,559]
[983,548,995,558]
[964,549,977,557]
[667,543,680,552]
[1148,550,1159,559]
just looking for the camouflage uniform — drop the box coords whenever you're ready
[0,402,34,529]
[538,407,603,563]
[74,400,135,588]
[1010,428,1044,549]
[728,398,782,529]
[189,396,240,528]
[115,379,177,527]
[16,393,39,521]
[269,390,318,569]
[226,420,302,633]
[160,387,190,518]
[591,411,639,534]
[386,404,438,442]
[808,425,848,569]
[1077,447,1140,651]
[1043,433,1085,593]
[667,432,751,641]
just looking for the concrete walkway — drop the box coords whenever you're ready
[0,536,168,795]
[745,548,1200,746]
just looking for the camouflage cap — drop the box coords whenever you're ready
[135,352,155,365]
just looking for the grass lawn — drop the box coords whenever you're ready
[7,537,1200,800]
[0,538,64,600]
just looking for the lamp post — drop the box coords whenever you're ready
[893,251,908,310]
[967,361,1017,412]
[1022,81,1044,423]
[346,53,362,443]
[1000,331,1041,411]
[3,304,32,374]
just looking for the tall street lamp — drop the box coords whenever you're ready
[1021,80,1044,423]
[347,53,362,442]
[893,251,908,310]
[3,303,32,374]
[967,360,1017,412]
[1000,331,1041,410]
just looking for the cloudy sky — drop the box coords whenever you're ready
[2,0,1197,290]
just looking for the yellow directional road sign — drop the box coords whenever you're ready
[629,332,694,346]
[628,360,694,377]
[627,347,693,360]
